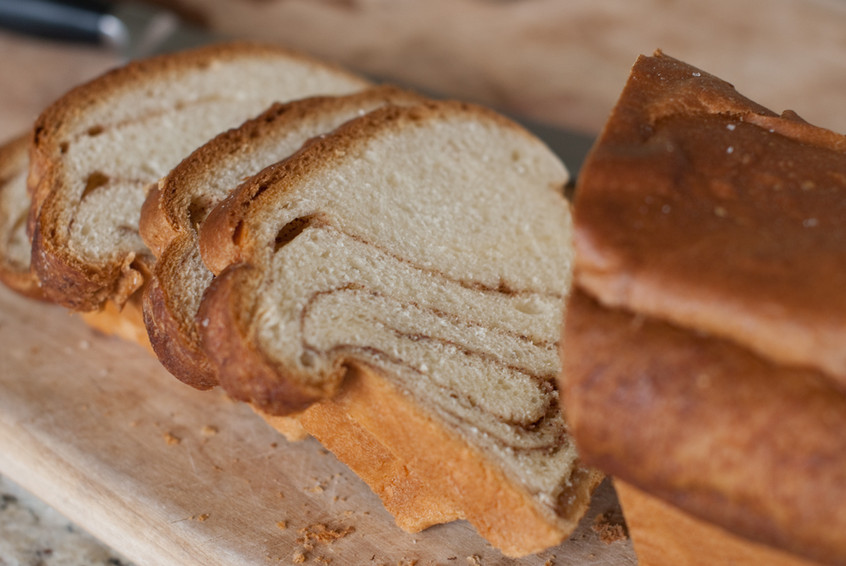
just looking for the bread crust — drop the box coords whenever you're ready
[614,480,823,566]
[79,291,152,352]
[573,51,846,387]
[297,362,603,557]
[0,135,43,300]
[197,263,346,414]
[561,289,846,564]
[142,238,218,389]
[28,41,368,311]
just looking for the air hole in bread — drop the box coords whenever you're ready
[59,141,69,154]
[81,171,109,199]
[299,350,316,368]
[86,125,104,136]
[188,195,213,229]
[274,215,324,252]
[253,183,270,201]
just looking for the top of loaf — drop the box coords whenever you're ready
[573,50,846,386]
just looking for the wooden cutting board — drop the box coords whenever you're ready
[0,284,636,565]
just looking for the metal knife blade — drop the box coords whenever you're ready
[0,0,594,178]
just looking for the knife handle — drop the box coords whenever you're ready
[0,0,118,45]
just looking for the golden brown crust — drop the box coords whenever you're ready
[197,263,345,415]
[141,236,218,389]
[0,135,44,300]
[614,480,823,566]
[137,182,171,259]
[573,50,846,386]
[560,289,846,564]
[78,291,152,352]
[298,362,603,557]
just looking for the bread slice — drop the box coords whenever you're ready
[573,50,846,387]
[139,86,425,389]
[28,41,369,311]
[0,135,43,299]
[197,101,601,555]
[0,134,151,345]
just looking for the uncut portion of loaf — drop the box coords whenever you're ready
[139,86,424,389]
[198,101,600,555]
[561,289,846,565]
[563,51,846,566]
[28,41,368,311]
[573,50,846,387]
[0,135,42,299]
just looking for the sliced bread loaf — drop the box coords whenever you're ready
[573,50,846,387]
[0,135,42,299]
[139,86,425,389]
[28,41,369,311]
[197,100,601,555]
[563,51,846,565]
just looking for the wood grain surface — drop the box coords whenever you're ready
[163,0,846,136]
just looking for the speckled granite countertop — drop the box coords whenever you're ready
[0,475,133,566]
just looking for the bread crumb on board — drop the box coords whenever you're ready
[201,424,219,437]
[163,432,181,446]
[290,523,356,563]
[297,523,356,550]
[591,509,629,544]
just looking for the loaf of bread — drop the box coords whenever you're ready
[572,51,846,389]
[562,51,846,565]
[196,100,601,554]
[0,135,43,299]
[139,86,425,389]
[28,42,368,311]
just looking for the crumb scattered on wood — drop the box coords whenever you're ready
[201,425,219,436]
[163,432,181,445]
[277,520,287,530]
[591,509,629,544]
[296,523,356,551]
[195,513,210,522]
[306,483,324,494]
[466,555,482,565]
